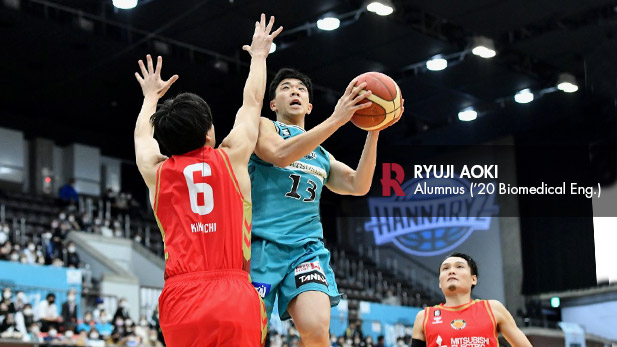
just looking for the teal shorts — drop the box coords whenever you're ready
[250,239,341,321]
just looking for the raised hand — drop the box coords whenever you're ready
[134,55,179,98]
[331,78,374,124]
[242,14,283,58]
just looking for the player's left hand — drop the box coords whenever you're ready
[135,54,179,98]
[242,13,283,58]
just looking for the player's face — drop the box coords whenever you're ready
[270,78,313,117]
[438,257,477,293]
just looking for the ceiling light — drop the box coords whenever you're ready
[316,16,340,31]
[514,89,534,104]
[112,0,137,10]
[458,108,478,121]
[426,55,447,71]
[269,42,277,54]
[366,0,394,16]
[471,36,496,58]
[557,73,578,93]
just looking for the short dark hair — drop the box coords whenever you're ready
[268,68,313,102]
[441,252,479,288]
[150,93,213,156]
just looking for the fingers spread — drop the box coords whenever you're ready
[138,60,147,77]
[154,56,162,76]
[146,54,154,73]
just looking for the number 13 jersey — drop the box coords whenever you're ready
[153,146,252,280]
[249,120,331,247]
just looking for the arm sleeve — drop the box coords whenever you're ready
[411,338,427,347]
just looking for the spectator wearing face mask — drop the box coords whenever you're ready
[36,293,60,332]
[26,322,42,343]
[113,298,130,322]
[95,310,113,337]
[8,250,19,262]
[92,298,104,322]
[77,311,95,333]
[67,215,81,231]
[87,328,106,347]
[35,255,46,266]
[15,303,35,336]
[61,289,78,331]
[22,241,37,264]
[111,316,127,342]
[14,291,27,311]
[65,242,81,268]
[1,288,16,314]
[0,224,9,245]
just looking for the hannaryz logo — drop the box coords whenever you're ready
[252,282,271,298]
[450,319,467,330]
[365,172,499,256]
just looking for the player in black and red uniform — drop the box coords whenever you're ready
[133,14,282,347]
[412,253,532,347]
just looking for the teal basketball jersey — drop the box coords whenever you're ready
[249,120,331,247]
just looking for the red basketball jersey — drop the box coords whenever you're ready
[153,146,252,279]
[423,300,499,347]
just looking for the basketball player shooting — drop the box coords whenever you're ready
[411,253,532,347]
[133,14,282,346]
[248,70,402,346]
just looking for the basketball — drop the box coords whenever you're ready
[351,71,403,131]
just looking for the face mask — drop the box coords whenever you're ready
[30,327,40,334]
[10,254,19,261]
[28,244,35,251]
[43,232,52,239]
[89,333,99,339]
[68,294,75,302]
[48,329,57,337]
[68,216,75,222]
[68,246,76,253]
[3,292,11,299]
[2,226,8,232]
[115,320,124,326]
[37,258,45,264]
[100,316,108,323]
[140,320,148,327]
[0,231,6,244]
[59,214,66,220]
[17,293,26,301]
[135,236,142,243]
[24,308,33,315]
[20,257,28,263]
[125,319,132,326]
[97,303,104,309]
[65,330,74,338]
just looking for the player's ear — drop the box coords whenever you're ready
[471,275,478,286]
[270,100,278,112]
[306,103,313,115]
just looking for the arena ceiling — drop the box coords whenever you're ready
[1,0,616,159]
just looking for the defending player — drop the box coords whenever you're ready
[249,69,400,346]
[411,253,533,347]
[133,14,282,346]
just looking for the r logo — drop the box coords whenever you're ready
[381,163,405,196]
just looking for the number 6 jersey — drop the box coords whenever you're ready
[153,146,252,279]
[249,120,331,247]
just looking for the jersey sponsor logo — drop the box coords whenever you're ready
[295,261,323,275]
[281,128,291,137]
[436,335,445,346]
[435,309,441,316]
[432,316,443,324]
[284,161,327,183]
[304,152,317,160]
[450,336,490,347]
[295,270,329,288]
[252,282,271,298]
[190,222,217,233]
[450,319,467,330]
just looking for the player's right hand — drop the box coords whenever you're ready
[135,54,179,99]
[331,78,373,124]
[242,13,283,58]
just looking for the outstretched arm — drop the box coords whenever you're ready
[255,79,373,168]
[490,300,532,347]
[220,14,282,164]
[133,55,178,190]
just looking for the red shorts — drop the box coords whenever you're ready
[159,270,266,347]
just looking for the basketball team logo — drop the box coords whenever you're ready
[365,173,498,256]
[451,319,467,330]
